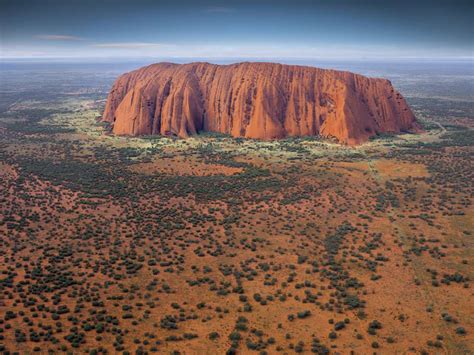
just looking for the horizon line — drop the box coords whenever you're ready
[1,55,473,62]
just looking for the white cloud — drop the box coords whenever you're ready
[35,34,84,41]
[2,41,472,60]
[92,42,164,48]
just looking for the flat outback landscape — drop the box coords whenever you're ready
[0,59,472,354]
[1,0,473,354]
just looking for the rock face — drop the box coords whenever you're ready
[102,62,418,144]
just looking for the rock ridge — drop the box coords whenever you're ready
[102,62,419,144]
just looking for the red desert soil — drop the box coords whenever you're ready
[102,62,419,145]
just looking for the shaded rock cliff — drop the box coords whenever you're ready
[102,62,419,144]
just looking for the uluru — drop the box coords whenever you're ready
[102,62,419,144]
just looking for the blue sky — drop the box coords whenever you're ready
[1,0,473,59]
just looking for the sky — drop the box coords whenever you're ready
[1,0,473,60]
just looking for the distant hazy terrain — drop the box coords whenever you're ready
[2,58,472,115]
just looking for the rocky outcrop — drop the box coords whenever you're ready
[102,62,419,144]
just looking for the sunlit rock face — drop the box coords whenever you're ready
[103,62,419,144]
